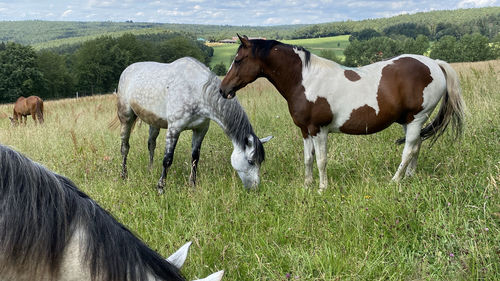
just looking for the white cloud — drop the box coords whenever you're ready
[136,11,144,16]
[61,9,73,17]
[264,17,282,25]
[458,0,498,8]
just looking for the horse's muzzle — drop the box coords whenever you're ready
[219,88,236,99]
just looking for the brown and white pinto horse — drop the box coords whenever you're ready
[220,35,465,191]
[9,96,44,125]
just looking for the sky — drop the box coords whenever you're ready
[0,0,498,26]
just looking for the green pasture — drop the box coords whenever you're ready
[0,60,499,280]
[209,35,350,68]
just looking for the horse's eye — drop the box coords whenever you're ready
[248,159,255,166]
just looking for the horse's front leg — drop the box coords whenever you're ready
[189,123,209,187]
[158,128,180,194]
[303,136,315,187]
[312,130,329,192]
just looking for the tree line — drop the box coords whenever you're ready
[0,33,213,103]
[343,30,499,67]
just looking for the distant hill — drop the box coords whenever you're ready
[292,7,500,39]
[0,7,498,50]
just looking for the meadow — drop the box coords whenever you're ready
[0,60,499,280]
[209,35,350,68]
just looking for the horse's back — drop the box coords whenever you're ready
[117,58,216,128]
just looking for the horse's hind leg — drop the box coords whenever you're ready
[189,122,209,187]
[392,122,422,182]
[148,126,161,170]
[31,112,37,124]
[118,109,137,179]
[405,138,422,177]
[157,128,181,193]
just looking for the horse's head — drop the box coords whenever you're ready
[220,34,262,99]
[231,134,272,189]
[8,117,18,126]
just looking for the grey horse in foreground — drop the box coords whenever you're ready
[0,144,224,281]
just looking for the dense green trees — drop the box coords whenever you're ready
[36,50,74,99]
[0,42,45,103]
[343,31,496,67]
[0,33,214,102]
[344,35,430,66]
[430,33,494,62]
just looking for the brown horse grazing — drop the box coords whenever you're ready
[220,35,465,192]
[9,96,44,125]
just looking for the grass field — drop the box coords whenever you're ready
[209,35,350,68]
[0,60,499,280]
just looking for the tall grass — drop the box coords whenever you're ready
[0,60,498,280]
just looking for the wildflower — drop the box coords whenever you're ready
[364,195,371,199]
[449,253,455,257]
[484,227,489,231]
[286,273,291,279]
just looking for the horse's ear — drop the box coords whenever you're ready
[192,270,224,281]
[259,135,273,144]
[166,241,192,269]
[237,34,251,48]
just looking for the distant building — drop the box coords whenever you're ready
[219,39,237,44]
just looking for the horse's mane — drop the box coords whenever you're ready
[206,78,265,165]
[244,38,311,67]
[0,144,184,281]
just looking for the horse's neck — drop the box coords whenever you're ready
[261,48,333,101]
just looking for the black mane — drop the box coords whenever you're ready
[0,144,184,281]
[243,38,311,67]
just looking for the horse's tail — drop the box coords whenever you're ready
[396,60,465,146]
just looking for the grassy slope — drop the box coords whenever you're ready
[0,60,499,280]
[209,35,350,68]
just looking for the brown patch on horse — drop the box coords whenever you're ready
[340,57,433,134]
[261,45,333,138]
[344,70,361,81]
[130,100,169,128]
[289,93,334,138]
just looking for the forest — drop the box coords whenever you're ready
[0,7,499,103]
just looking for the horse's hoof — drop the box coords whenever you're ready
[157,187,164,195]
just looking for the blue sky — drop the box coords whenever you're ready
[0,0,498,25]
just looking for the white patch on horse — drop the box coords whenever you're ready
[292,48,402,131]
[410,55,447,120]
